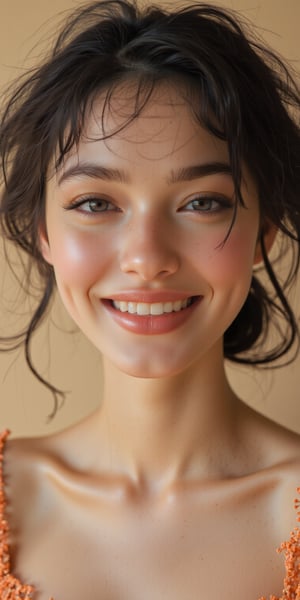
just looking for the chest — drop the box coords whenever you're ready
[13,493,286,600]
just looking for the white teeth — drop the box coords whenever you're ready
[119,301,127,312]
[128,302,137,314]
[137,303,150,315]
[150,303,164,315]
[112,298,193,315]
[174,300,182,312]
[163,302,173,314]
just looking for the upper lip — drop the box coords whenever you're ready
[103,290,199,303]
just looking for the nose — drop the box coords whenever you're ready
[119,215,180,281]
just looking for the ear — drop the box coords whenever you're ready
[38,224,53,265]
[254,220,277,265]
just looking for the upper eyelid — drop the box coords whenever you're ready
[185,191,233,199]
[63,195,116,210]
[182,193,234,206]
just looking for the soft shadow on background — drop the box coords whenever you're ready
[0,0,299,437]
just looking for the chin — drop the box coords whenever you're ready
[112,360,176,379]
[104,349,196,380]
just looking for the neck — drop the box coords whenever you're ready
[93,346,240,492]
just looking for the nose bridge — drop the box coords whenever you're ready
[119,210,179,280]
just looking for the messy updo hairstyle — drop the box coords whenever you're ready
[0,0,300,404]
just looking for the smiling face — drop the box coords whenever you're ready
[41,82,261,378]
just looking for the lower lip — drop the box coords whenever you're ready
[101,297,202,335]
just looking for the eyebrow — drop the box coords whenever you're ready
[58,161,232,186]
[168,162,232,184]
[58,164,129,185]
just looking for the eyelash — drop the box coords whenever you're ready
[64,196,118,214]
[182,194,233,213]
[64,193,233,216]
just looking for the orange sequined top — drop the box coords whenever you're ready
[0,429,299,600]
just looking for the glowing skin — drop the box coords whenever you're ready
[7,82,300,600]
[42,83,261,379]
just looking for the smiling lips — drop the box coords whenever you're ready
[102,295,201,334]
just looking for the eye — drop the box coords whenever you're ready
[65,196,118,214]
[182,194,233,213]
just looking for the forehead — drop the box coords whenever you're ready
[57,80,229,173]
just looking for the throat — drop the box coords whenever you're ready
[95,362,240,492]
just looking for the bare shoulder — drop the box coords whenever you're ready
[4,412,93,462]
[272,429,300,539]
[3,416,98,502]
[270,420,300,501]
[3,428,69,530]
[5,431,58,470]
[240,403,300,531]
[239,401,300,464]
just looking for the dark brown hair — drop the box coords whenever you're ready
[1,1,300,407]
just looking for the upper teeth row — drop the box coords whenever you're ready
[112,298,191,315]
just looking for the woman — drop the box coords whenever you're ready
[0,2,299,598]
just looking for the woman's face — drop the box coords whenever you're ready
[42,83,261,378]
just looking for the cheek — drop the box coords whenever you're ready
[189,225,257,286]
[216,229,257,275]
[48,227,112,288]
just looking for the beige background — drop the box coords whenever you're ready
[0,0,299,438]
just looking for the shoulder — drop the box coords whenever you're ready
[239,402,300,468]
[241,405,300,534]
[4,430,67,518]
[2,417,97,505]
